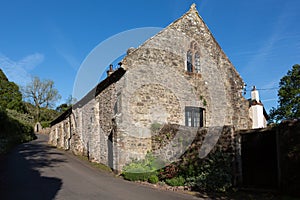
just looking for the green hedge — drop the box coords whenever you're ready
[0,109,36,154]
[122,152,163,182]
[165,176,185,186]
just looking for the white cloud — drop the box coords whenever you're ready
[50,25,80,71]
[55,48,80,70]
[19,53,44,71]
[261,79,279,89]
[262,98,278,103]
[0,53,44,86]
[244,5,293,70]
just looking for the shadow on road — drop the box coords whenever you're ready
[0,134,65,200]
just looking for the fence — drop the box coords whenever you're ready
[237,120,300,196]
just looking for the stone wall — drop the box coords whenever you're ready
[95,82,117,164]
[149,123,238,184]
[49,116,72,150]
[151,124,236,160]
[114,129,152,172]
[110,5,251,172]
[49,81,118,167]
[49,5,252,173]
[121,5,250,130]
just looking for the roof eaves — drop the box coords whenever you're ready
[50,67,126,127]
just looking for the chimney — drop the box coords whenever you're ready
[251,86,260,102]
[107,64,114,77]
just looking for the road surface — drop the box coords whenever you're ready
[0,134,200,200]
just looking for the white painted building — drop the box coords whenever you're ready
[249,86,268,129]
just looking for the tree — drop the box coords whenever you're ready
[56,95,77,113]
[269,64,300,122]
[23,76,61,121]
[66,95,77,106]
[0,69,26,112]
[56,103,69,113]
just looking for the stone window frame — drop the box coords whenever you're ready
[185,106,204,127]
[114,92,121,115]
[186,41,201,74]
[90,107,94,123]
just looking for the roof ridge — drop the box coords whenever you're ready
[122,3,200,66]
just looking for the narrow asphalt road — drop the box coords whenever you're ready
[0,134,200,200]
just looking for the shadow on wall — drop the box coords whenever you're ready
[0,134,64,200]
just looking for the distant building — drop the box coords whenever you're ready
[249,86,269,129]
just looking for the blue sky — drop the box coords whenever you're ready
[0,0,299,112]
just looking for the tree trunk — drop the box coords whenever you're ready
[36,106,40,122]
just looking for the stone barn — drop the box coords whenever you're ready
[49,4,251,172]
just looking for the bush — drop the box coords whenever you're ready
[193,150,232,192]
[148,175,159,184]
[165,176,185,186]
[123,171,155,182]
[159,163,179,180]
[41,121,50,128]
[39,107,60,122]
[6,109,35,126]
[185,176,197,187]
[122,152,163,182]
[163,149,233,192]
[0,109,36,154]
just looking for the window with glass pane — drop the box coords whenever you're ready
[194,53,200,73]
[186,42,201,74]
[194,111,200,127]
[187,111,192,126]
[187,51,193,72]
[185,107,204,127]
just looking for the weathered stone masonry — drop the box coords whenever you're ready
[49,4,251,172]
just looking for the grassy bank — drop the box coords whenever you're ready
[0,109,36,154]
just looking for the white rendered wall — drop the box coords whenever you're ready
[250,105,266,129]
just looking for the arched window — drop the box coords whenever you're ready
[186,42,201,73]
[194,52,201,73]
[187,50,193,72]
